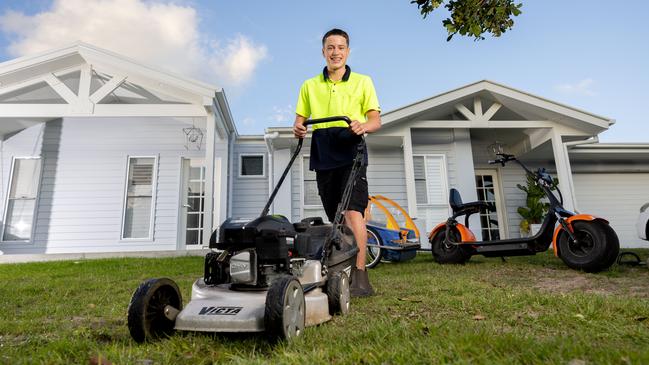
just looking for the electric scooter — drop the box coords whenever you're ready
[126,116,361,342]
[428,153,620,273]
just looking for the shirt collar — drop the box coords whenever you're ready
[323,65,351,82]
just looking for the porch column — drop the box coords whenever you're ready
[271,148,292,218]
[402,130,418,218]
[452,129,481,240]
[551,128,577,212]
[202,111,216,246]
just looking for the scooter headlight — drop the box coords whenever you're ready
[640,203,649,213]
[230,249,257,284]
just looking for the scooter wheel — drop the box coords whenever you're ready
[264,275,305,341]
[557,221,619,273]
[430,227,472,264]
[326,271,350,315]
[365,228,383,269]
[127,278,182,343]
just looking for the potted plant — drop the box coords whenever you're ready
[516,174,557,237]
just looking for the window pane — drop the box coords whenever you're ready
[413,156,425,180]
[304,180,320,206]
[123,197,151,238]
[415,180,427,204]
[186,230,199,245]
[187,213,200,229]
[241,155,263,176]
[127,158,154,196]
[10,159,41,198]
[3,200,35,241]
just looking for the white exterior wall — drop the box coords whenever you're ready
[1,117,209,254]
[231,142,269,219]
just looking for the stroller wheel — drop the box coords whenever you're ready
[326,271,350,315]
[265,275,305,341]
[127,278,182,343]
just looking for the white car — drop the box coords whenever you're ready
[637,202,649,240]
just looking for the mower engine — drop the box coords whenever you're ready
[205,215,301,288]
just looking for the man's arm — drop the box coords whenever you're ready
[350,110,381,135]
[293,114,308,138]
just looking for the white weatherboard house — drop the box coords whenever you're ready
[1,43,648,257]
[0,43,235,255]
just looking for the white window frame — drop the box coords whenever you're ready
[1,156,43,243]
[238,153,266,178]
[120,155,158,241]
[413,154,449,208]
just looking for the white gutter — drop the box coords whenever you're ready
[264,131,280,214]
[565,136,599,148]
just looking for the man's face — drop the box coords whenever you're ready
[322,35,349,71]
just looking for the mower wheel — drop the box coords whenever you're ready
[557,221,618,273]
[127,278,182,343]
[365,228,383,269]
[264,275,305,341]
[326,271,350,315]
[430,227,472,264]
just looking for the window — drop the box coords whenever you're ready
[414,156,427,204]
[122,157,156,239]
[413,154,447,206]
[303,156,320,206]
[240,154,264,177]
[2,158,41,241]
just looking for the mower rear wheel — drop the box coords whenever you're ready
[127,278,182,343]
[365,228,383,269]
[557,221,618,272]
[431,227,472,264]
[326,271,350,315]
[264,275,305,341]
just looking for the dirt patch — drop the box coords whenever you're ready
[527,267,649,297]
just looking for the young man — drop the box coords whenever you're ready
[293,28,381,297]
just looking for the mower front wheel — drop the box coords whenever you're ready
[326,271,350,315]
[127,278,183,343]
[264,275,305,341]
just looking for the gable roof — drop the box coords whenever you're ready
[0,41,237,136]
[382,80,613,132]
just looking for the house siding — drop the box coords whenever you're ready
[231,142,269,219]
[2,117,209,254]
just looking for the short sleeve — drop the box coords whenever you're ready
[362,76,381,116]
[295,81,311,118]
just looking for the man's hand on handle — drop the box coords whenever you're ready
[349,120,366,136]
[293,115,307,139]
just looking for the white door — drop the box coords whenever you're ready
[414,154,450,248]
[474,169,506,240]
[179,158,206,249]
[573,173,649,248]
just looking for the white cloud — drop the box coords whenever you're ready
[0,0,267,88]
[271,104,294,123]
[555,78,597,96]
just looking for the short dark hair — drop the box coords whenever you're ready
[322,28,349,47]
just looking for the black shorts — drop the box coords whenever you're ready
[316,165,368,222]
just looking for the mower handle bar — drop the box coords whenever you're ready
[260,116,355,217]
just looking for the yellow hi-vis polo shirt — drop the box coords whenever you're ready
[295,65,380,170]
[295,65,380,130]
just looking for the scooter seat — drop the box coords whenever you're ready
[449,188,495,216]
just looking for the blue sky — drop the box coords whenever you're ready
[1,0,648,142]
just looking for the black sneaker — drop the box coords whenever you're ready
[350,267,375,297]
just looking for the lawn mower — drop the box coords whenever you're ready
[428,153,620,273]
[364,195,420,268]
[127,116,361,342]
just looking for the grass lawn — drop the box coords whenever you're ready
[2,250,649,364]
